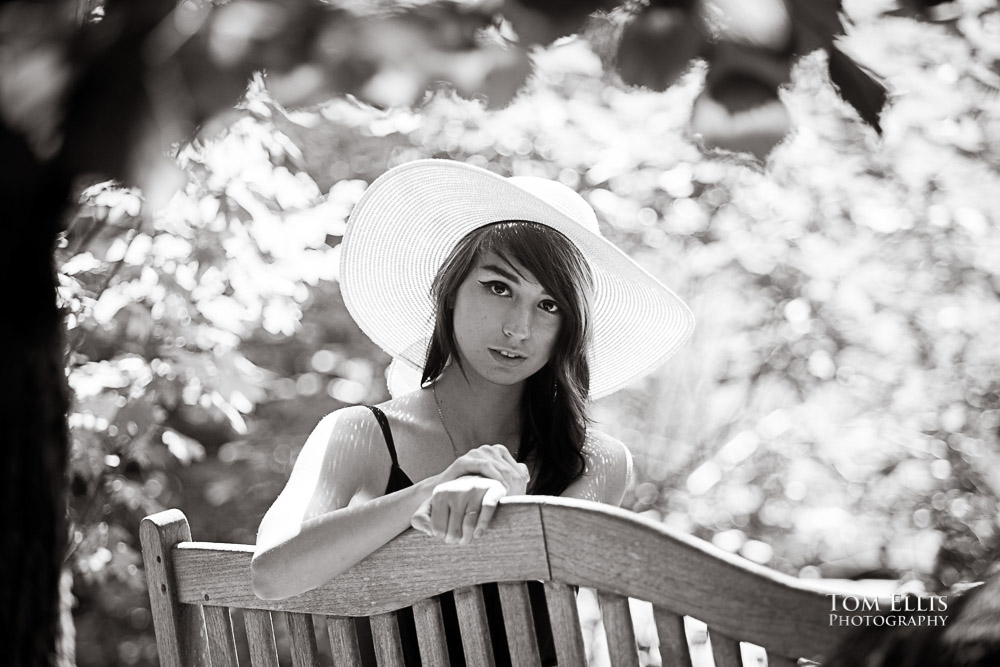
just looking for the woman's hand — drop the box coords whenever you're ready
[438,444,529,495]
[411,475,509,545]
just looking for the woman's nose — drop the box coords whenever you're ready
[502,304,532,340]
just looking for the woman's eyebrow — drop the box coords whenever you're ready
[479,263,523,284]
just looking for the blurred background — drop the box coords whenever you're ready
[12,0,997,664]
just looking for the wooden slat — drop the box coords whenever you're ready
[326,616,363,667]
[539,498,889,661]
[286,612,320,667]
[767,654,800,667]
[652,607,693,667]
[145,499,894,667]
[370,612,405,667]
[454,586,496,667]
[139,511,210,667]
[203,606,239,667]
[172,501,548,616]
[598,592,639,667]
[497,582,541,667]
[544,582,585,666]
[244,609,280,667]
[412,597,450,665]
[709,629,743,667]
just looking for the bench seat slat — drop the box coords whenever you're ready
[497,582,541,667]
[286,612,320,667]
[326,617,362,667]
[203,606,238,667]
[709,629,743,667]
[244,609,279,667]
[652,606,692,667]
[454,585,496,667]
[412,597,450,665]
[598,592,639,667]
[544,582,585,666]
[370,611,405,667]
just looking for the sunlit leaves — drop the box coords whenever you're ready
[5,0,906,188]
[695,0,793,51]
[59,96,363,655]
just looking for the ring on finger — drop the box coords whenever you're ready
[465,510,479,515]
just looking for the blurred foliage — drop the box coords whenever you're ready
[17,0,995,664]
[1,0,899,197]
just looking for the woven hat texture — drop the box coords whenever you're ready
[340,159,694,399]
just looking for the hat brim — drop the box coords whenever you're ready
[341,159,694,399]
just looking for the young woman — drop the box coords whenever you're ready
[251,159,694,663]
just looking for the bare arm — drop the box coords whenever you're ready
[251,406,416,599]
[560,430,633,506]
[251,406,527,600]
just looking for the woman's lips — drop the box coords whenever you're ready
[489,348,527,366]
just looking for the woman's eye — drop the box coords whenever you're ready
[539,300,560,314]
[481,281,510,296]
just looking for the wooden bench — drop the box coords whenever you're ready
[141,496,873,666]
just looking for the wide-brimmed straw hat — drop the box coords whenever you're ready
[340,159,694,399]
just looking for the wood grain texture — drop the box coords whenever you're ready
[544,582,585,667]
[652,606,692,667]
[497,582,541,667]
[173,502,547,616]
[203,606,238,667]
[598,592,638,667]
[412,597,450,665]
[370,612,405,667]
[139,510,210,667]
[325,617,362,667]
[538,498,892,661]
[286,612,320,667]
[244,609,279,667]
[454,586,496,667]
[709,630,743,667]
[144,499,899,667]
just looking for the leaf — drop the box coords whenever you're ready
[690,75,792,161]
[502,0,613,45]
[786,0,843,54]
[617,6,706,91]
[827,45,889,133]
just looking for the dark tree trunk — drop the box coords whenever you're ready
[1,122,72,666]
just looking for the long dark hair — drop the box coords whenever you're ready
[420,222,593,495]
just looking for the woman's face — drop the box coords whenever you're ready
[451,251,562,388]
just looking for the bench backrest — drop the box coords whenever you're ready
[140,496,872,666]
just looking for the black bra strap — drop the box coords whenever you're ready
[366,406,399,467]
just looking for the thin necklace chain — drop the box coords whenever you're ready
[431,384,519,460]
[432,384,462,459]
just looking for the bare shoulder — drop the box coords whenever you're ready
[257,404,392,544]
[582,429,632,472]
[561,429,632,505]
[314,404,381,438]
[286,404,393,505]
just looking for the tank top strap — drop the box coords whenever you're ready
[365,405,399,467]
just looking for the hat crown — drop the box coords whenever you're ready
[508,176,601,236]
